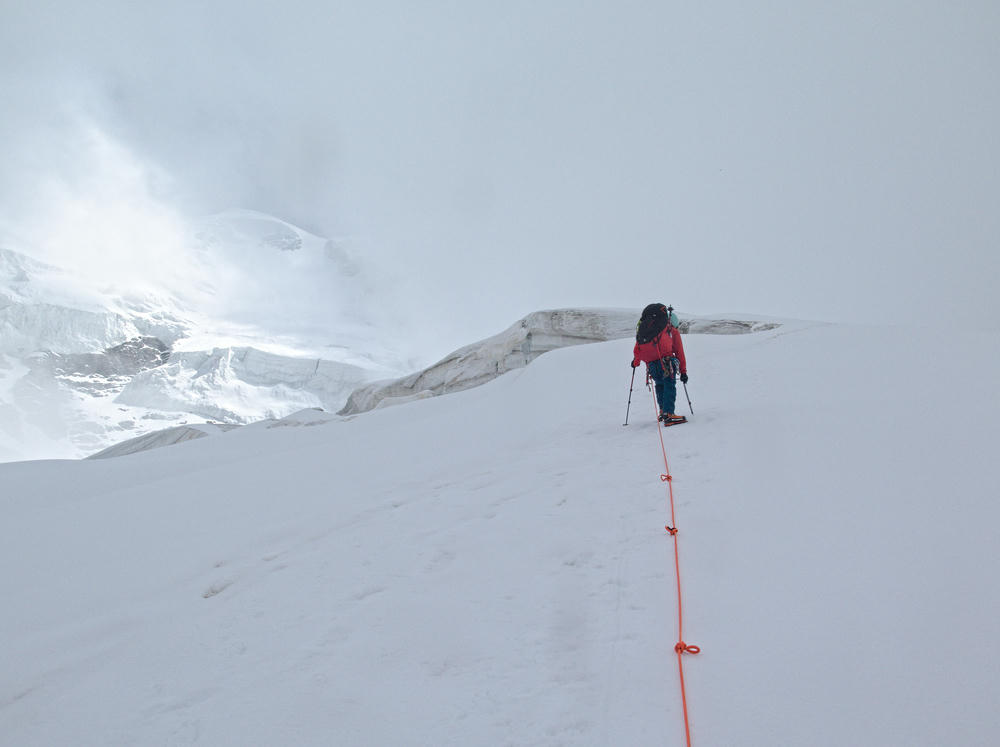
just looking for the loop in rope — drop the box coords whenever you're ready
[647,380,699,746]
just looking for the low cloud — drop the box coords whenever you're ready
[3,1,998,348]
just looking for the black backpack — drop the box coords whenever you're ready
[636,303,669,344]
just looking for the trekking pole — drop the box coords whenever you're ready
[683,381,694,414]
[623,366,637,425]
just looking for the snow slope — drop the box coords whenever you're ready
[1,320,998,745]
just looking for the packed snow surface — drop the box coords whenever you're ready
[2,320,998,745]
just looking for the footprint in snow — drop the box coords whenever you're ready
[351,585,386,601]
[202,579,234,598]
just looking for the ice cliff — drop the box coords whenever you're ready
[0,212,401,462]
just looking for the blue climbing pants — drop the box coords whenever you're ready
[647,358,678,416]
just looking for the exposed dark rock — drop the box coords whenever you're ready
[50,337,171,379]
[40,336,173,397]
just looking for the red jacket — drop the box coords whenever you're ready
[632,327,687,373]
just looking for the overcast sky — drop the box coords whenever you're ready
[2,0,998,355]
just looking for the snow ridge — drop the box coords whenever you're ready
[339,309,782,416]
[339,308,639,415]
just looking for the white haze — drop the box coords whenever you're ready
[2,1,999,358]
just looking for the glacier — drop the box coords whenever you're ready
[0,211,406,462]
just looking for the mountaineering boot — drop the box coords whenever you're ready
[660,412,687,425]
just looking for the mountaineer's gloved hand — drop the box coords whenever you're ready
[680,372,689,383]
[631,360,640,368]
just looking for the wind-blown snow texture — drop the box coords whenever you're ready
[2,318,998,745]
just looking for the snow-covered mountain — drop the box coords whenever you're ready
[2,317,997,745]
[0,211,408,463]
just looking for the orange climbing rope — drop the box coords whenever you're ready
[649,384,700,746]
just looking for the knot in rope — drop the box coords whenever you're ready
[647,381,698,746]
